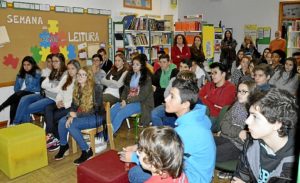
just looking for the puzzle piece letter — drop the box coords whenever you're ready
[39,31,50,48]
[3,54,19,69]
[30,46,42,63]
[59,46,69,60]
[48,20,59,34]
[67,44,76,60]
[39,47,51,62]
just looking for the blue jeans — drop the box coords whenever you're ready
[13,94,55,124]
[110,102,141,133]
[58,115,102,151]
[151,105,177,127]
[128,165,151,183]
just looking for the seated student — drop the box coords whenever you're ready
[90,54,106,91]
[97,48,113,73]
[55,66,103,165]
[0,56,41,122]
[259,48,271,65]
[269,57,299,95]
[45,60,80,151]
[231,50,244,74]
[216,80,256,179]
[231,56,253,85]
[232,88,298,183]
[120,78,216,183]
[13,53,67,124]
[271,49,285,72]
[152,54,178,106]
[111,54,154,132]
[253,64,273,91]
[151,70,196,128]
[153,50,166,73]
[292,51,300,74]
[132,126,188,183]
[191,58,207,88]
[102,54,128,105]
[41,54,53,78]
[199,62,236,132]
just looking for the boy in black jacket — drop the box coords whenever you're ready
[232,88,298,183]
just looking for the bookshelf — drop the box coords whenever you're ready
[174,15,203,46]
[287,23,300,57]
[114,15,173,63]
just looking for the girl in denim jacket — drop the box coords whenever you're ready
[0,56,41,122]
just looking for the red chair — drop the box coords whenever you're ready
[77,150,132,183]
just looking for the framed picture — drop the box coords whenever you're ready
[124,0,152,10]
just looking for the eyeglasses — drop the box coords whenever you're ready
[77,73,87,78]
[238,90,249,95]
[132,63,141,67]
[93,59,102,62]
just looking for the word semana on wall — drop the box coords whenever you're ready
[6,14,99,42]
[7,14,43,24]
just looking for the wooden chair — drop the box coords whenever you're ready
[71,102,115,156]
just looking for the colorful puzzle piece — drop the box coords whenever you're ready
[48,20,59,34]
[57,32,67,47]
[67,44,76,60]
[3,54,19,69]
[50,43,60,54]
[39,47,51,62]
[49,33,59,45]
[59,46,69,60]
[30,46,42,63]
[39,31,50,48]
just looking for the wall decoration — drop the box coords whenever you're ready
[124,0,152,10]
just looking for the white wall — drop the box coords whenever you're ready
[0,0,178,121]
[178,0,280,49]
[0,86,14,121]
[5,0,178,20]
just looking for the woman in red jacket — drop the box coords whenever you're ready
[171,34,191,68]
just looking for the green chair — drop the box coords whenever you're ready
[215,160,238,173]
[214,105,230,132]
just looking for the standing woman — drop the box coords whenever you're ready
[110,54,154,133]
[171,34,191,68]
[220,30,237,73]
[190,35,205,63]
[0,56,41,122]
[101,54,128,105]
[269,57,299,95]
[45,60,80,151]
[13,53,67,124]
[55,66,103,165]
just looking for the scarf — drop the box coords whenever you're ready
[159,63,177,88]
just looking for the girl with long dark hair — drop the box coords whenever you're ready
[0,56,41,122]
[269,57,299,95]
[110,54,154,133]
[220,30,237,72]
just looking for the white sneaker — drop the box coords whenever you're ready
[95,142,107,154]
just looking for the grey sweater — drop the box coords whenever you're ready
[269,71,299,95]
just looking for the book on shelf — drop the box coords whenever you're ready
[175,21,201,31]
[123,15,136,30]
[291,20,300,31]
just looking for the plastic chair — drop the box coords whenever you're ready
[214,105,230,133]
[71,102,115,156]
[126,113,141,141]
[215,160,238,173]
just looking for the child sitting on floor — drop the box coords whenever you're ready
[136,126,188,183]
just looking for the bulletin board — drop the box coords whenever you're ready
[0,7,109,85]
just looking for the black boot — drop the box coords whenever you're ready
[0,104,4,112]
[73,148,93,165]
[54,144,69,160]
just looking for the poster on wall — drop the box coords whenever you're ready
[202,25,215,59]
[244,24,257,45]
